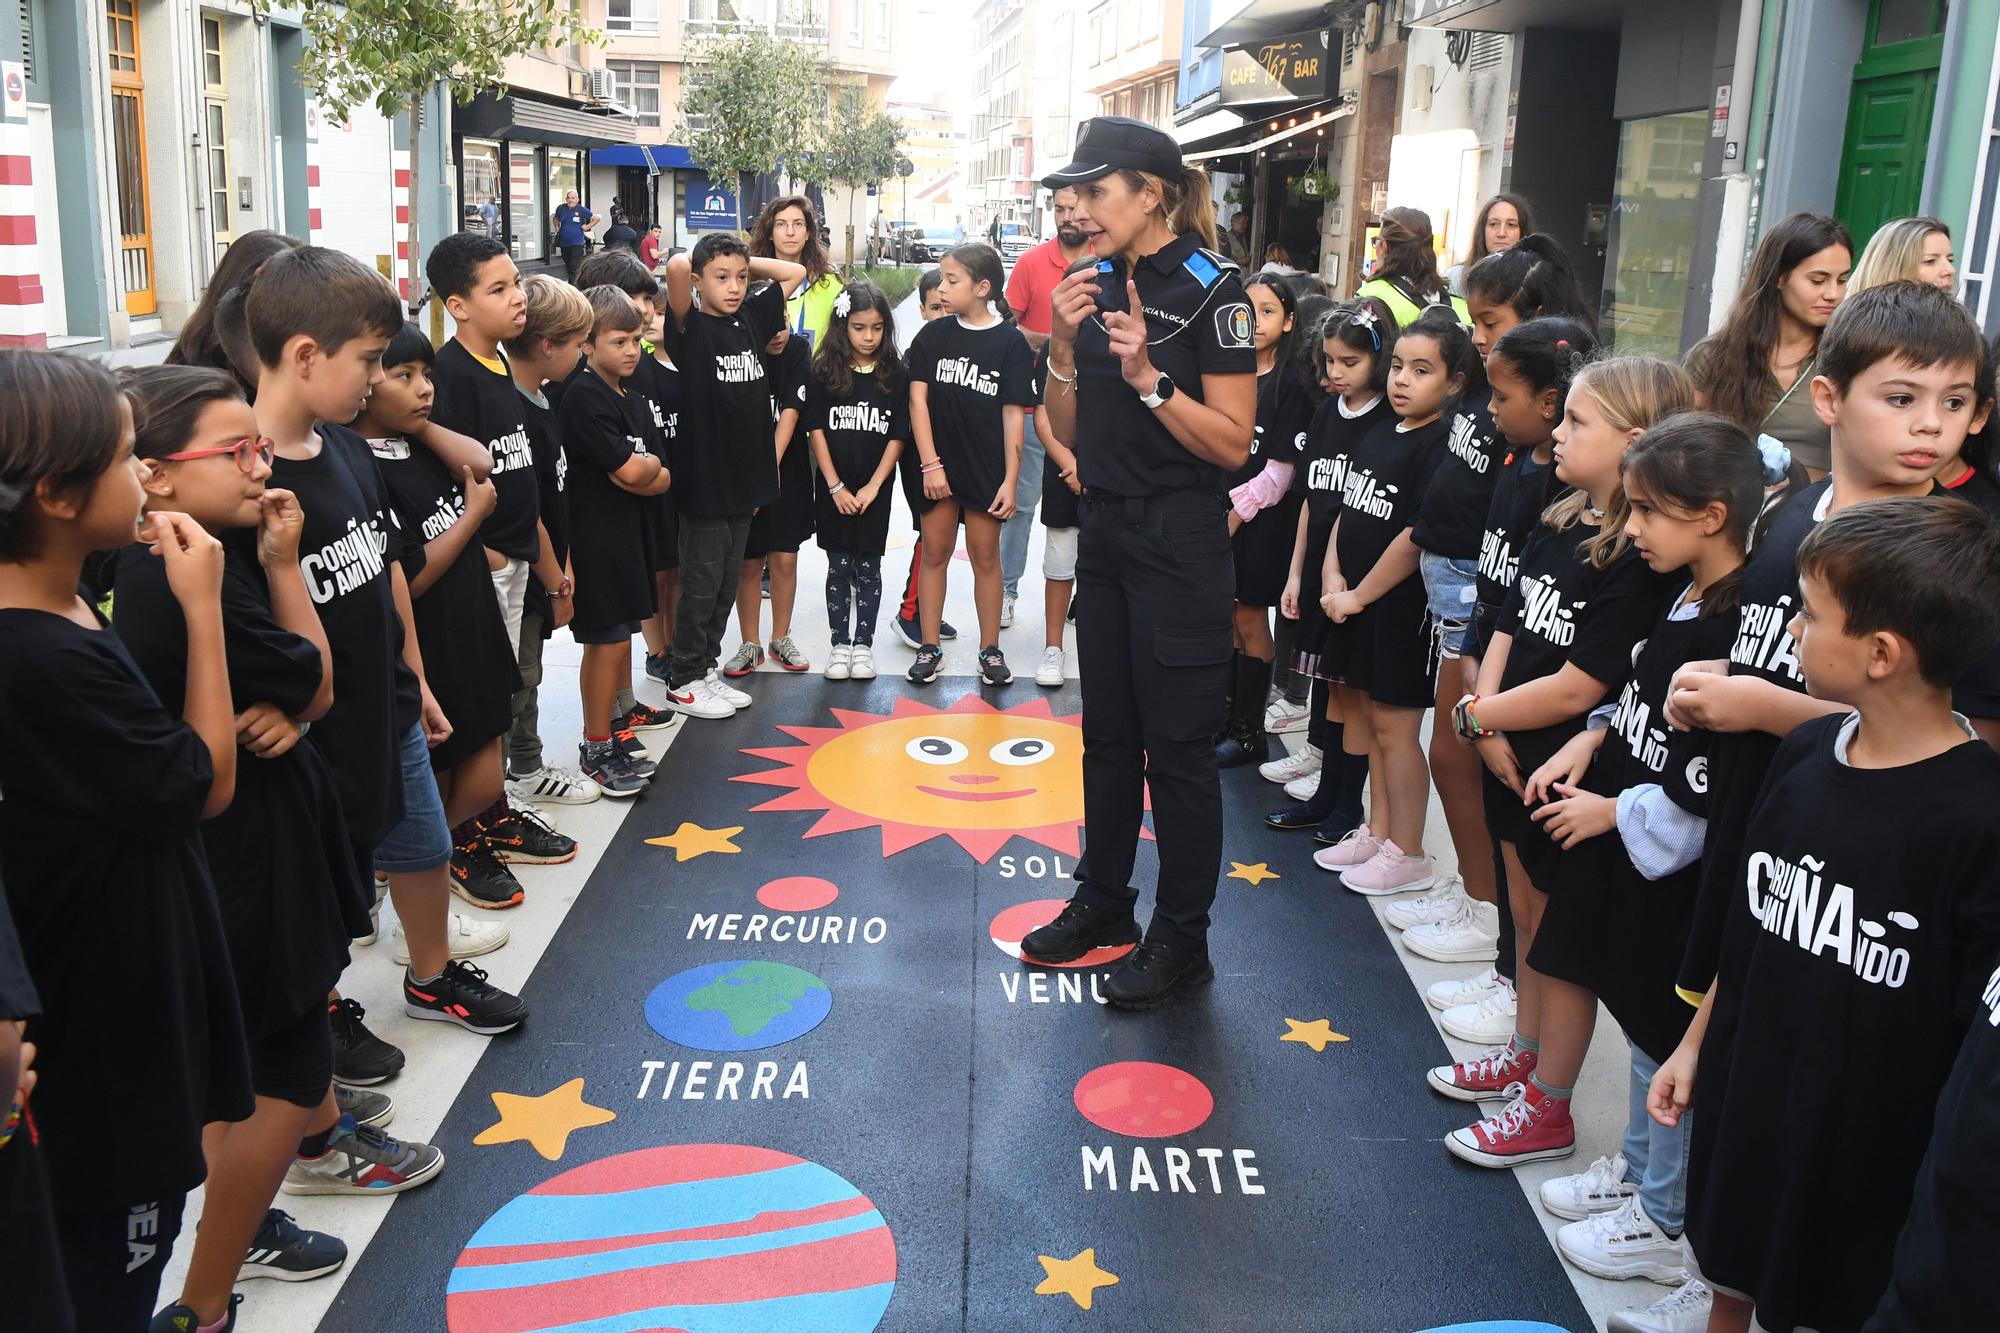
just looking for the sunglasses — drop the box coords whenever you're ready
[162,437,276,475]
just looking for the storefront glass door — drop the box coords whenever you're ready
[1602,110,1706,358]
[509,143,545,264]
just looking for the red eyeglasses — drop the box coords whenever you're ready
[161,437,276,474]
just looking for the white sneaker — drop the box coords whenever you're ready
[1265,697,1310,734]
[1035,646,1065,687]
[1441,982,1519,1044]
[1541,1153,1638,1221]
[1428,965,1503,1012]
[392,912,509,965]
[703,669,753,709]
[1607,1278,1712,1333]
[1259,743,1321,784]
[825,644,853,680]
[1000,592,1017,627]
[1402,897,1501,963]
[849,644,877,680]
[1384,874,1470,931]
[663,678,735,719]
[505,763,602,806]
[1558,1196,1687,1283]
[1284,770,1322,801]
[353,876,385,946]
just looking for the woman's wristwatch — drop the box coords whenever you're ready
[1140,373,1176,409]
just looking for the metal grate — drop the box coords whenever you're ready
[1467,32,1505,71]
[18,0,32,83]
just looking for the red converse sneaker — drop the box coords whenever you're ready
[1445,1081,1576,1168]
[1426,1042,1538,1103]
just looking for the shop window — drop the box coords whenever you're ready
[509,143,545,263]
[548,150,582,224]
[1603,110,1708,358]
[608,60,662,126]
[462,139,504,240]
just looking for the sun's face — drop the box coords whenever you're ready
[735,695,1088,861]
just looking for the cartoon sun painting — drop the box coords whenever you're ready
[734,695,1098,862]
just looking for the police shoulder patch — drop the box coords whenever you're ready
[1215,301,1254,350]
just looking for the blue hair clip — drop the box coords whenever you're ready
[1756,434,1791,485]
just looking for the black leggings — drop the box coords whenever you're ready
[826,553,882,646]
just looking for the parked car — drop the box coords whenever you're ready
[906,228,956,263]
[996,220,1036,262]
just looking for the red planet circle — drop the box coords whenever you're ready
[756,876,841,912]
[989,899,1136,969]
[1073,1061,1215,1138]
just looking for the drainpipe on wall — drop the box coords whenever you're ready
[1705,0,1777,333]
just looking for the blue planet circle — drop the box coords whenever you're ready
[645,959,833,1052]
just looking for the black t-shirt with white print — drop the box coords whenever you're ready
[1687,714,2000,1333]
[807,366,906,556]
[907,314,1036,513]
[1331,414,1450,581]
[767,335,814,505]
[657,278,787,518]
[1473,448,1555,655]
[521,385,567,580]
[1412,390,1504,559]
[557,364,659,630]
[431,340,539,562]
[1292,392,1390,529]
[1226,360,1312,490]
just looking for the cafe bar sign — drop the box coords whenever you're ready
[1218,29,1331,108]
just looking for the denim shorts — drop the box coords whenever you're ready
[1419,551,1479,662]
[373,721,453,874]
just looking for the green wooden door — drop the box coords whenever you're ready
[1833,0,1948,251]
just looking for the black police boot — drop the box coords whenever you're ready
[1212,651,1243,747]
[1215,655,1271,768]
[1103,937,1215,1010]
[1020,897,1141,964]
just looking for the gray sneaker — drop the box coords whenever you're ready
[283,1116,444,1195]
[768,635,810,672]
[722,641,764,678]
[333,1083,394,1129]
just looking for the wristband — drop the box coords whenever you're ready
[547,576,573,599]
[828,481,847,495]
[1453,694,1487,741]
[921,461,945,473]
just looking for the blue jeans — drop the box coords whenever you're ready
[1000,410,1046,597]
[373,722,453,874]
[1625,1043,1692,1234]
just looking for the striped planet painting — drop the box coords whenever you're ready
[446,1144,898,1332]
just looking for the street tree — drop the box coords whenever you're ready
[811,86,907,269]
[296,0,598,311]
[677,26,824,232]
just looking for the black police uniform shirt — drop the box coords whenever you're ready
[1685,713,2000,1333]
[520,383,569,632]
[235,423,422,850]
[430,340,540,563]
[807,365,906,557]
[1865,944,2000,1331]
[0,607,252,1203]
[371,436,523,771]
[906,314,1036,512]
[629,351,681,574]
[657,278,787,518]
[1071,232,1256,497]
[1412,389,1503,560]
[110,545,365,1032]
[558,364,660,631]
[1473,448,1555,655]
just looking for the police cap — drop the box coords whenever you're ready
[1041,116,1184,188]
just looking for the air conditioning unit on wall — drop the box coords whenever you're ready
[589,67,616,101]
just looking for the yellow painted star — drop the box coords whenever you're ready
[645,821,744,861]
[472,1078,617,1161]
[1280,1017,1351,1052]
[1227,861,1279,885]
[1035,1247,1120,1310]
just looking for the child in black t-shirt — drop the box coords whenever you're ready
[0,865,70,1333]
[727,326,815,676]
[807,281,908,680]
[888,266,962,648]
[656,234,806,718]
[0,349,247,1330]
[558,287,673,796]
[1652,498,2000,1333]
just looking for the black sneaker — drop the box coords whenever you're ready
[150,1295,241,1332]
[329,997,404,1086]
[238,1208,348,1282]
[644,651,672,683]
[481,801,578,864]
[907,644,944,685]
[1020,898,1141,964]
[894,614,924,649]
[580,741,650,798]
[449,844,525,910]
[404,959,528,1034]
[613,727,659,776]
[940,619,959,641]
[620,700,677,734]
[978,645,1013,686]
[334,1083,394,1129]
[1103,937,1215,1010]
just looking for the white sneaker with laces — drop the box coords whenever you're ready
[1441,982,1519,1044]
[1606,1278,1712,1333]
[1384,874,1470,931]
[1428,965,1503,1012]
[663,678,734,719]
[1265,697,1310,734]
[505,764,602,806]
[1284,770,1321,801]
[1035,646,1065,687]
[704,669,753,709]
[1557,1195,1687,1283]
[849,645,877,680]
[1260,743,1321,784]
[1541,1153,1638,1220]
[825,644,853,680]
[393,912,509,965]
[1000,592,1016,627]
[1402,897,1501,962]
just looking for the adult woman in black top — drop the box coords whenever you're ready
[1020,116,1257,1008]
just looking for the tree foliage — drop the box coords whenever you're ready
[813,86,906,193]
[677,27,823,229]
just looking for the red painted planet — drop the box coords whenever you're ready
[1074,1061,1216,1138]
[988,899,1137,969]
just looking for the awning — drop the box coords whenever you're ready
[1183,101,1353,164]
[1197,0,1335,50]
[591,143,698,170]
[1405,0,1621,31]
[1176,108,1253,150]
[455,91,635,150]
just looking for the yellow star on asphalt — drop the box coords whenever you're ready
[645,821,744,861]
[1227,861,1279,885]
[1280,1017,1351,1052]
[1035,1247,1120,1310]
[472,1078,617,1161]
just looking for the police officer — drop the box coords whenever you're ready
[1021,117,1257,1008]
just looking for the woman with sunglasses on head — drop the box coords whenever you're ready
[1021,116,1258,1009]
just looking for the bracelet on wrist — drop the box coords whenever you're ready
[920,460,945,473]
[1046,361,1077,385]
[827,481,847,495]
